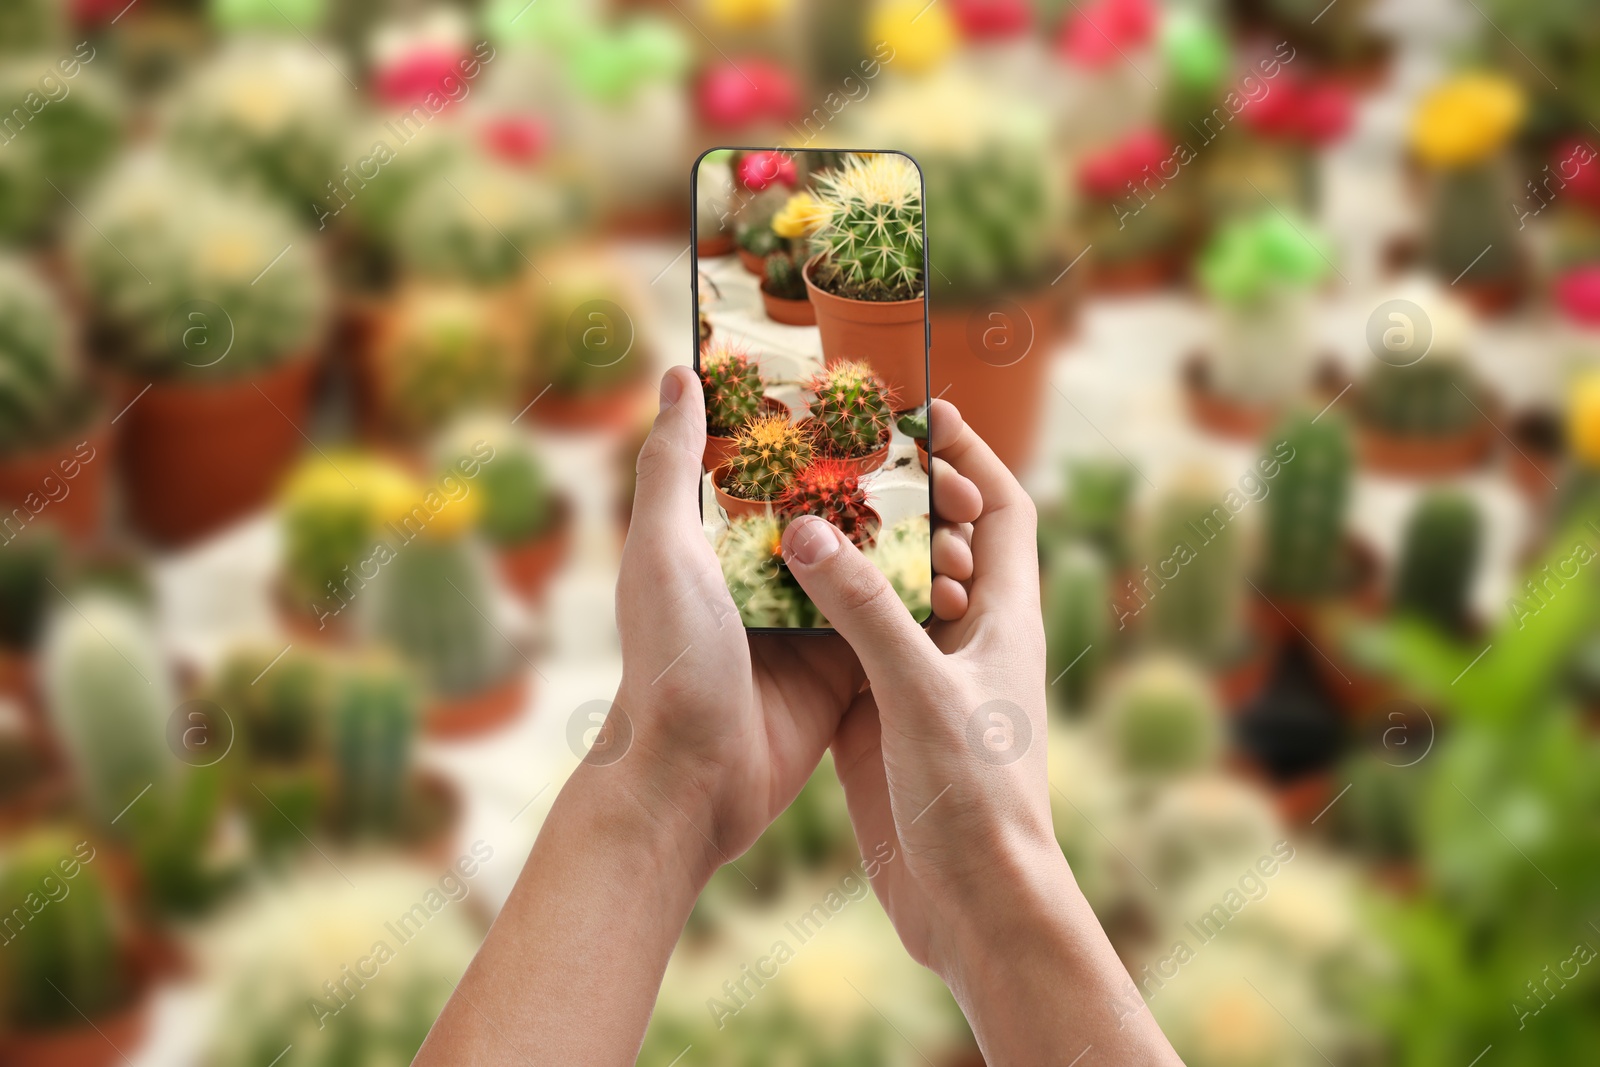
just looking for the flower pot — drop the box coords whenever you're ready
[425,671,529,740]
[914,439,930,473]
[0,930,160,1067]
[927,285,1069,472]
[495,495,575,603]
[1357,420,1495,478]
[401,768,463,869]
[816,429,892,479]
[0,418,112,545]
[805,253,928,410]
[697,233,736,258]
[111,353,319,546]
[760,285,816,326]
[737,247,768,276]
[1250,537,1383,642]
[1182,354,1276,442]
[273,577,357,646]
[1214,633,1276,713]
[704,396,789,472]
[1088,252,1181,296]
[713,466,782,521]
[530,382,649,434]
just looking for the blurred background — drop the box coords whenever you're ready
[1,0,1599,1064]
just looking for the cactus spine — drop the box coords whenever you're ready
[1262,414,1352,599]
[810,153,924,303]
[700,340,764,436]
[726,414,813,501]
[330,656,418,836]
[808,360,895,459]
[780,459,878,548]
[1393,490,1481,631]
[1043,543,1110,714]
[1144,468,1247,664]
[398,158,561,287]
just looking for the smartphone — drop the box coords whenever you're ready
[691,147,933,633]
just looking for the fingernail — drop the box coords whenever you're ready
[783,517,841,566]
[659,369,683,413]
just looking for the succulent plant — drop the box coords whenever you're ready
[0,256,88,454]
[1136,774,1283,890]
[699,339,764,436]
[780,460,879,548]
[1043,542,1110,714]
[809,153,924,303]
[376,286,524,436]
[0,526,60,651]
[0,56,118,226]
[1042,459,1137,571]
[329,655,418,837]
[435,417,554,547]
[1393,489,1481,632]
[717,514,810,629]
[736,221,779,257]
[1261,413,1352,600]
[397,156,562,287]
[1101,655,1223,777]
[73,153,329,379]
[726,414,814,501]
[279,452,419,612]
[530,250,648,397]
[167,40,352,216]
[1328,748,1423,864]
[1143,467,1248,665]
[762,251,808,301]
[1358,354,1486,437]
[0,831,123,1031]
[807,360,895,460]
[866,514,932,621]
[895,410,928,441]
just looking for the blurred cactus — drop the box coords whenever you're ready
[1358,354,1485,436]
[1143,467,1248,665]
[1424,166,1522,290]
[809,153,924,302]
[398,157,562,287]
[376,286,524,435]
[807,360,895,460]
[895,409,928,441]
[1393,490,1481,632]
[700,339,764,436]
[867,515,932,621]
[330,656,418,837]
[780,459,877,548]
[73,153,328,378]
[762,252,807,301]
[0,527,60,651]
[1044,543,1110,714]
[727,414,813,501]
[530,251,647,396]
[1042,459,1136,571]
[279,452,418,610]
[436,418,554,547]
[0,57,118,240]
[167,40,352,214]
[1102,655,1222,777]
[1329,749,1422,864]
[1261,414,1352,599]
[0,257,86,453]
[0,832,122,1030]
[736,221,779,257]
[0,0,62,52]
[370,537,511,701]
[717,515,809,628]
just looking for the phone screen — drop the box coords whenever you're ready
[692,148,933,632]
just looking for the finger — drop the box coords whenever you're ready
[628,366,705,533]
[781,516,936,689]
[927,399,1039,609]
[932,525,973,581]
[930,457,981,525]
[931,575,968,620]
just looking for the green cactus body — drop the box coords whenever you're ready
[470,444,553,547]
[1393,490,1481,631]
[531,253,647,396]
[717,515,810,628]
[330,657,418,837]
[895,410,928,441]
[381,287,523,434]
[0,526,59,653]
[737,222,779,257]
[762,252,807,301]
[1043,543,1110,714]
[1144,469,1247,665]
[810,153,924,303]
[1262,414,1352,599]
[1102,656,1223,776]
[0,833,123,1029]
[727,414,813,501]
[0,59,117,212]
[280,466,379,610]
[371,539,510,698]
[0,257,89,454]
[1048,460,1136,571]
[399,159,562,287]
[1358,356,1485,436]
[699,341,764,436]
[1425,166,1522,287]
[808,360,894,459]
[0,0,62,53]
[779,459,878,548]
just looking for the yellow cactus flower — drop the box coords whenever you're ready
[869,0,957,75]
[1409,73,1525,168]
[1569,371,1600,467]
[771,191,827,239]
[706,0,789,29]
[411,480,482,541]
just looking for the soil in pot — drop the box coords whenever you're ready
[495,496,575,603]
[424,671,530,740]
[704,397,789,472]
[805,253,928,410]
[0,418,112,545]
[712,466,782,521]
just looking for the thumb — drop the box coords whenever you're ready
[630,366,705,531]
[782,516,935,688]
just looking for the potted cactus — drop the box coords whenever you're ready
[1099,654,1224,779]
[1392,490,1482,636]
[0,257,108,544]
[0,830,158,1067]
[758,190,825,326]
[713,413,814,519]
[699,338,784,471]
[70,153,329,545]
[736,218,780,275]
[715,515,812,629]
[802,152,929,409]
[0,529,60,720]
[805,360,896,476]
[1043,542,1111,715]
[778,459,881,549]
[527,250,652,432]
[1076,129,1193,293]
[396,155,563,289]
[1356,354,1494,477]
[897,409,930,472]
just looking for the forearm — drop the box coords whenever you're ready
[415,757,711,1065]
[939,848,1184,1066]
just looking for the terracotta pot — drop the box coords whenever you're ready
[1272,772,1336,826]
[425,671,529,740]
[760,285,816,326]
[704,396,789,472]
[1087,252,1180,296]
[697,233,736,258]
[927,285,1068,472]
[737,247,768,276]
[914,439,930,473]
[1,931,159,1067]
[530,382,649,434]
[273,577,356,646]
[805,253,928,410]
[1453,276,1523,318]
[0,419,112,545]
[111,354,319,546]
[495,496,574,603]
[712,466,782,521]
[402,768,464,869]
[816,430,892,479]
[1357,420,1495,478]
[1182,355,1275,442]
[1214,634,1276,712]
[1250,537,1383,642]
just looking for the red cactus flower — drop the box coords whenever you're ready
[1557,266,1600,328]
[482,116,548,165]
[738,150,797,191]
[779,459,879,548]
[952,0,1032,40]
[1553,138,1600,214]
[375,48,468,108]
[697,59,797,128]
[1079,128,1173,199]
[1058,0,1156,69]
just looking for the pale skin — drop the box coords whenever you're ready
[415,366,1184,1066]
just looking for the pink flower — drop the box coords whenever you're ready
[697,59,797,128]
[1078,128,1173,198]
[1299,82,1354,145]
[1553,138,1600,214]
[1557,266,1600,327]
[737,150,797,191]
[482,116,548,165]
[375,49,468,108]
[1058,0,1155,69]
[952,0,1032,40]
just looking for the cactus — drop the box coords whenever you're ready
[809,153,924,303]
[1143,468,1248,665]
[1358,354,1486,437]
[716,515,810,629]
[329,655,418,837]
[780,460,879,548]
[530,251,647,397]
[807,360,895,460]
[699,340,764,436]
[1043,543,1110,714]
[0,256,86,453]
[737,221,780,257]
[1329,749,1422,864]
[0,527,59,651]
[378,286,524,435]
[726,414,814,501]
[435,417,554,547]
[866,514,932,621]
[1040,459,1136,572]
[279,452,419,610]
[0,58,117,229]
[167,40,352,215]
[0,832,123,1030]
[397,157,562,287]
[1101,655,1223,776]
[1261,413,1352,599]
[895,410,928,441]
[73,153,328,379]
[1393,490,1482,632]
[762,252,808,301]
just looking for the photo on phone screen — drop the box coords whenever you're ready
[692,148,933,632]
